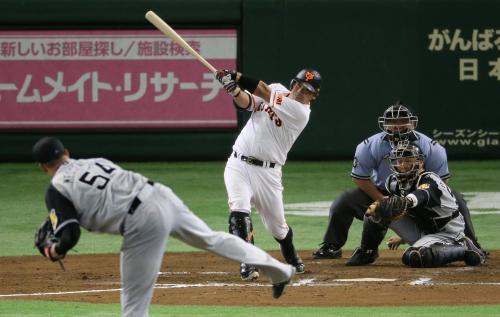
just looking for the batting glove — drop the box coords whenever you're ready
[223,80,241,97]
[215,69,237,85]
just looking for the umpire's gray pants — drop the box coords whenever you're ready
[120,183,293,317]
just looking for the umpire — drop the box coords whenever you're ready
[313,103,484,265]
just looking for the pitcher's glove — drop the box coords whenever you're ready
[366,196,411,223]
[34,218,61,262]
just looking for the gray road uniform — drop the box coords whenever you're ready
[44,158,294,317]
[385,172,484,267]
[321,131,451,251]
[386,172,464,247]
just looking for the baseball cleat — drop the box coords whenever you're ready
[461,237,486,266]
[272,267,296,299]
[312,242,342,259]
[240,263,259,281]
[345,247,379,266]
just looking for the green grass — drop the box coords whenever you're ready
[0,301,499,317]
[1,161,499,316]
[0,161,499,256]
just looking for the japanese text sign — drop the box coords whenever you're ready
[0,29,237,129]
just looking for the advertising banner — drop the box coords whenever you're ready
[0,30,237,129]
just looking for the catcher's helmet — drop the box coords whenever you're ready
[388,143,424,188]
[378,103,418,141]
[290,68,321,96]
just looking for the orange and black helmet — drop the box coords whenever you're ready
[290,68,321,96]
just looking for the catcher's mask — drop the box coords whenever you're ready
[388,143,424,189]
[378,103,418,142]
[289,68,321,97]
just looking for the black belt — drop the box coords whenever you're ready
[128,180,154,215]
[233,151,276,168]
[432,209,460,230]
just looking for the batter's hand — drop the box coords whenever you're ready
[387,235,404,250]
[215,69,237,85]
[215,69,241,97]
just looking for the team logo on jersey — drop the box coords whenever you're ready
[305,71,314,81]
[418,183,430,190]
[276,94,283,105]
[255,103,283,127]
[49,209,58,230]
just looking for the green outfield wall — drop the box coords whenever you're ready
[1,0,499,161]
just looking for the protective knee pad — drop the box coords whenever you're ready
[228,211,254,244]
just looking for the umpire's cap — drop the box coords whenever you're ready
[32,137,65,163]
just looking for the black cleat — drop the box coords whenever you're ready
[345,247,379,266]
[272,267,295,299]
[295,261,305,274]
[240,263,259,281]
[312,242,342,259]
[461,237,486,266]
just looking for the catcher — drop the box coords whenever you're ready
[365,143,485,267]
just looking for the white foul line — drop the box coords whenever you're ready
[2,278,500,298]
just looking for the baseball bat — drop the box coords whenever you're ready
[145,10,217,73]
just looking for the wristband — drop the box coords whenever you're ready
[238,74,260,93]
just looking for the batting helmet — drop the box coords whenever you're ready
[378,103,418,141]
[290,68,321,96]
[388,143,424,189]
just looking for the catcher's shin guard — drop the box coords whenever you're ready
[275,227,305,274]
[403,243,471,268]
[228,211,259,280]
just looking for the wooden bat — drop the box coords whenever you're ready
[145,10,217,73]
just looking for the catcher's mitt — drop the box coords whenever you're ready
[34,218,60,261]
[366,195,411,223]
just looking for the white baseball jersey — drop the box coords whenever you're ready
[233,83,311,166]
[225,83,312,240]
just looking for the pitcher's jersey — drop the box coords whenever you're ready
[46,158,149,234]
[232,83,311,166]
[351,131,450,190]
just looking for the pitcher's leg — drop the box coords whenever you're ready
[120,211,169,317]
[173,206,293,284]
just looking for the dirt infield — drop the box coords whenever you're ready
[1,250,499,306]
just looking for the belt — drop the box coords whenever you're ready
[128,180,155,215]
[432,209,460,230]
[233,151,276,168]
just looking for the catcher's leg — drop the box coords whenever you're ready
[228,211,260,281]
[402,236,484,268]
[453,190,485,253]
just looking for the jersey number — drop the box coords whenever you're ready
[78,162,116,190]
